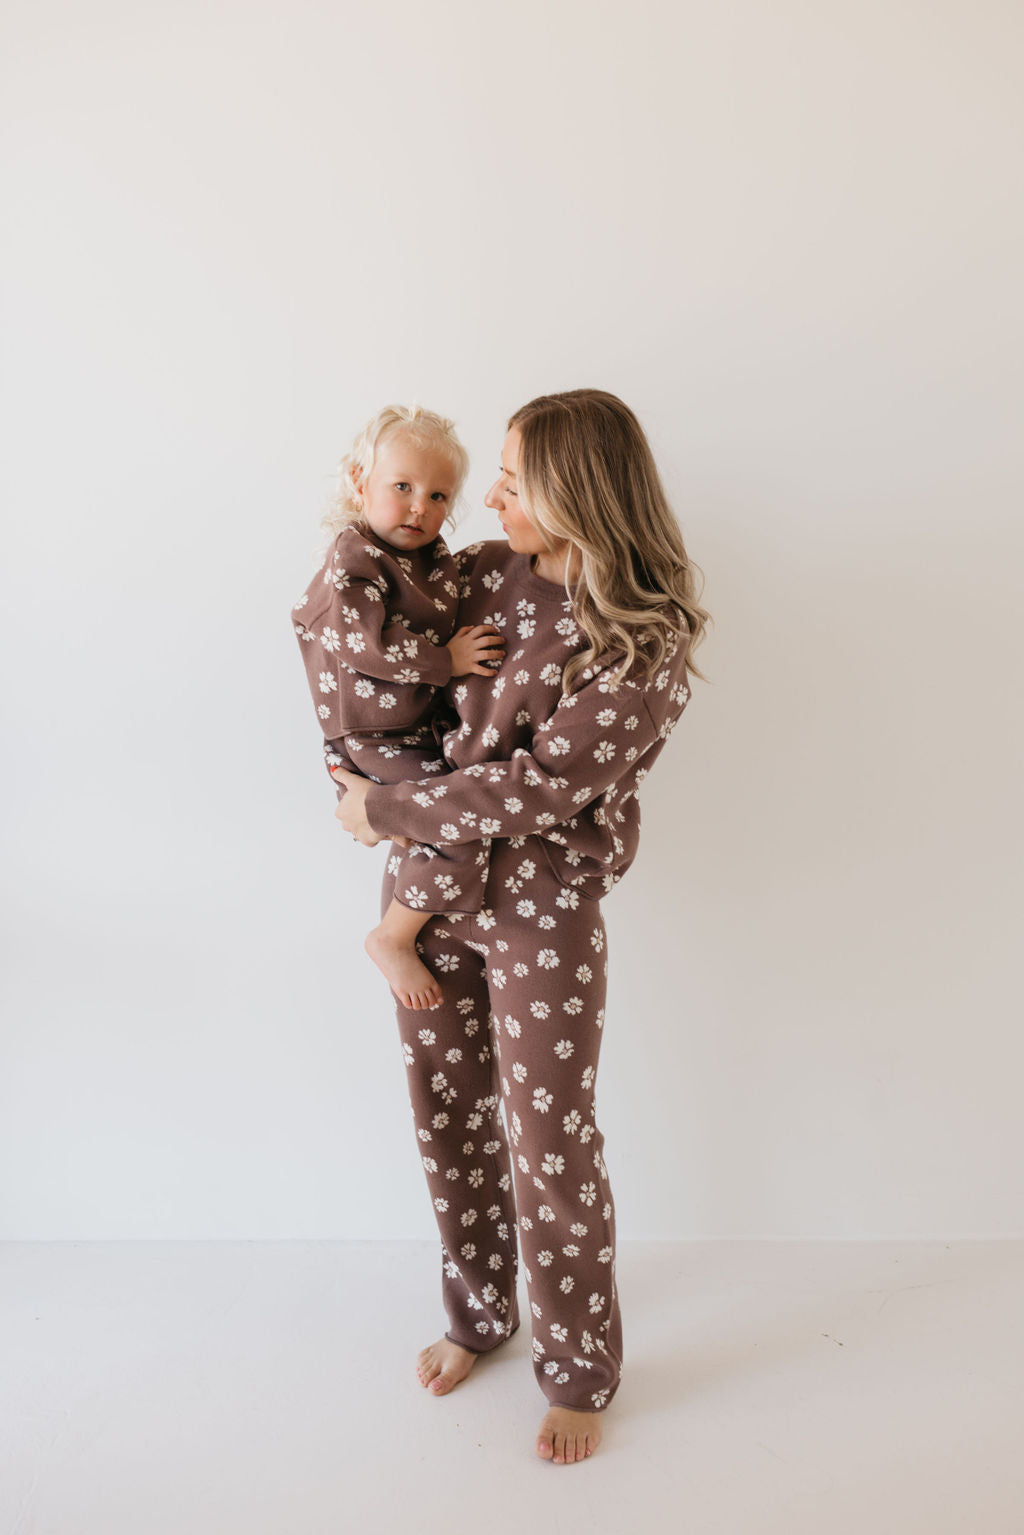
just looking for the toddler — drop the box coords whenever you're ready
[292,405,504,1008]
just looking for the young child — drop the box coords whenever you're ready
[292,405,504,1009]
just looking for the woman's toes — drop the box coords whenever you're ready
[536,1408,603,1463]
[417,1338,477,1398]
[416,1350,436,1385]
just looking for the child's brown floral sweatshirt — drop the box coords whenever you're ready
[291,526,460,765]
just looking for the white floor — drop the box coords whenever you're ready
[2,1240,1022,1535]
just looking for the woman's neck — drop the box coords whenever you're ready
[530,545,575,586]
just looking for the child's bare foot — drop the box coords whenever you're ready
[535,1406,603,1464]
[415,1337,478,1395]
[365,928,442,1010]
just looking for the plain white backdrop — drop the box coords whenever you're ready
[2,0,1021,1240]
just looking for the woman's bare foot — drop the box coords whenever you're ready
[365,928,442,1010]
[416,1337,478,1395]
[535,1406,603,1464]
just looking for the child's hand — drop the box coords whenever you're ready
[446,625,505,678]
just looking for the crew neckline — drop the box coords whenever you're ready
[513,551,578,604]
[357,524,443,563]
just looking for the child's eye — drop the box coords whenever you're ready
[431,491,447,502]
[395,482,410,492]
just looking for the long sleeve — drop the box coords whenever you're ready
[363,640,690,846]
[292,529,457,741]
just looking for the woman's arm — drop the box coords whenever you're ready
[345,643,690,846]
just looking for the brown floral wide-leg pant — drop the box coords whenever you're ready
[382,833,623,1413]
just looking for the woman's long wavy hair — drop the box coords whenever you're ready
[316,404,469,560]
[508,389,710,691]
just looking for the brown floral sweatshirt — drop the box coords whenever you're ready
[291,526,460,769]
[363,540,692,900]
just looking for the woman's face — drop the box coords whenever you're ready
[485,428,551,558]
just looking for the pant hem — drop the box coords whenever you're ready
[445,1321,520,1356]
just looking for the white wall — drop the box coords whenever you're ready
[2,0,1020,1239]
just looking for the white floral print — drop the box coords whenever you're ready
[329,539,695,1413]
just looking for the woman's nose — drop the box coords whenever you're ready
[484,478,502,511]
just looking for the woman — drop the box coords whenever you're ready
[333,388,709,1465]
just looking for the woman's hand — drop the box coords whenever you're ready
[331,767,379,844]
[331,766,410,847]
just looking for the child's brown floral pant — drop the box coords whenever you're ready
[339,728,489,915]
[382,833,622,1412]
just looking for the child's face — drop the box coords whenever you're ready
[354,434,456,551]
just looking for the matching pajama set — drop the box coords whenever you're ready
[359,540,692,1413]
[292,526,492,916]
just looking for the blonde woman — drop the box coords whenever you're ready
[333,389,709,1465]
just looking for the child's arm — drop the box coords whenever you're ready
[293,543,451,743]
[303,569,454,689]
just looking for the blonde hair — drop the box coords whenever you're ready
[508,389,710,691]
[318,404,470,553]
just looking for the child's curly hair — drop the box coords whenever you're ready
[318,404,470,555]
